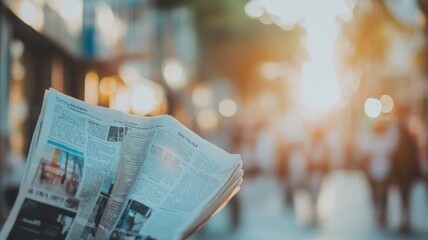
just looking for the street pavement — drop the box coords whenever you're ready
[191,170,428,240]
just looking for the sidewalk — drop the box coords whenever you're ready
[192,170,428,240]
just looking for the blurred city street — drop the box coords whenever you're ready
[193,170,428,240]
[2,0,428,239]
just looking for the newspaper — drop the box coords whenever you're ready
[0,89,243,240]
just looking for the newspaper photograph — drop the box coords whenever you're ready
[7,198,76,239]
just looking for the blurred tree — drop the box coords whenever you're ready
[182,0,304,99]
[417,0,428,76]
[343,0,419,67]
[155,0,187,9]
[338,0,428,127]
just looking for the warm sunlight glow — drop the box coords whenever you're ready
[256,0,355,31]
[364,98,382,118]
[300,61,341,113]
[297,0,351,114]
[251,1,355,114]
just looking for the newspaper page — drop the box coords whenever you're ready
[95,115,164,239]
[0,89,125,240]
[1,89,243,240]
[179,166,243,239]
[99,116,242,240]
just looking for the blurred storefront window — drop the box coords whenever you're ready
[8,39,28,156]
[0,1,88,220]
[3,0,82,56]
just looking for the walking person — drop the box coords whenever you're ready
[306,128,329,226]
[390,106,420,233]
[364,120,397,227]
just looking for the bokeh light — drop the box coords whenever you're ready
[119,64,143,87]
[11,61,26,80]
[110,87,131,113]
[261,62,281,80]
[58,0,83,36]
[245,1,264,18]
[259,13,274,25]
[96,1,124,47]
[99,77,117,96]
[10,40,24,60]
[131,84,157,115]
[364,98,382,118]
[84,71,99,105]
[218,98,237,117]
[192,85,213,108]
[380,94,394,113]
[58,0,82,22]
[19,1,44,31]
[163,58,187,90]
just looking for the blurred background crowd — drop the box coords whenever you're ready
[1,0,428,239]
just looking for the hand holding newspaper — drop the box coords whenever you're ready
[0,89,243,240]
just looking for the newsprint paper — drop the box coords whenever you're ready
[0,89,243,240]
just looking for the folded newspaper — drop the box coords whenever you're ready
[0,89,243,240]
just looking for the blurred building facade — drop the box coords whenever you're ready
[0,0,199,221]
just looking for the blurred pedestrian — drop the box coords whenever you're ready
[279,142,307,207]
[390,105,420,233]
[420,144,428,199]
[275,139,291,204]
[254,120,278,176]
[227,121,247,230]
[364,119,396,227]
[306,128,329,225]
